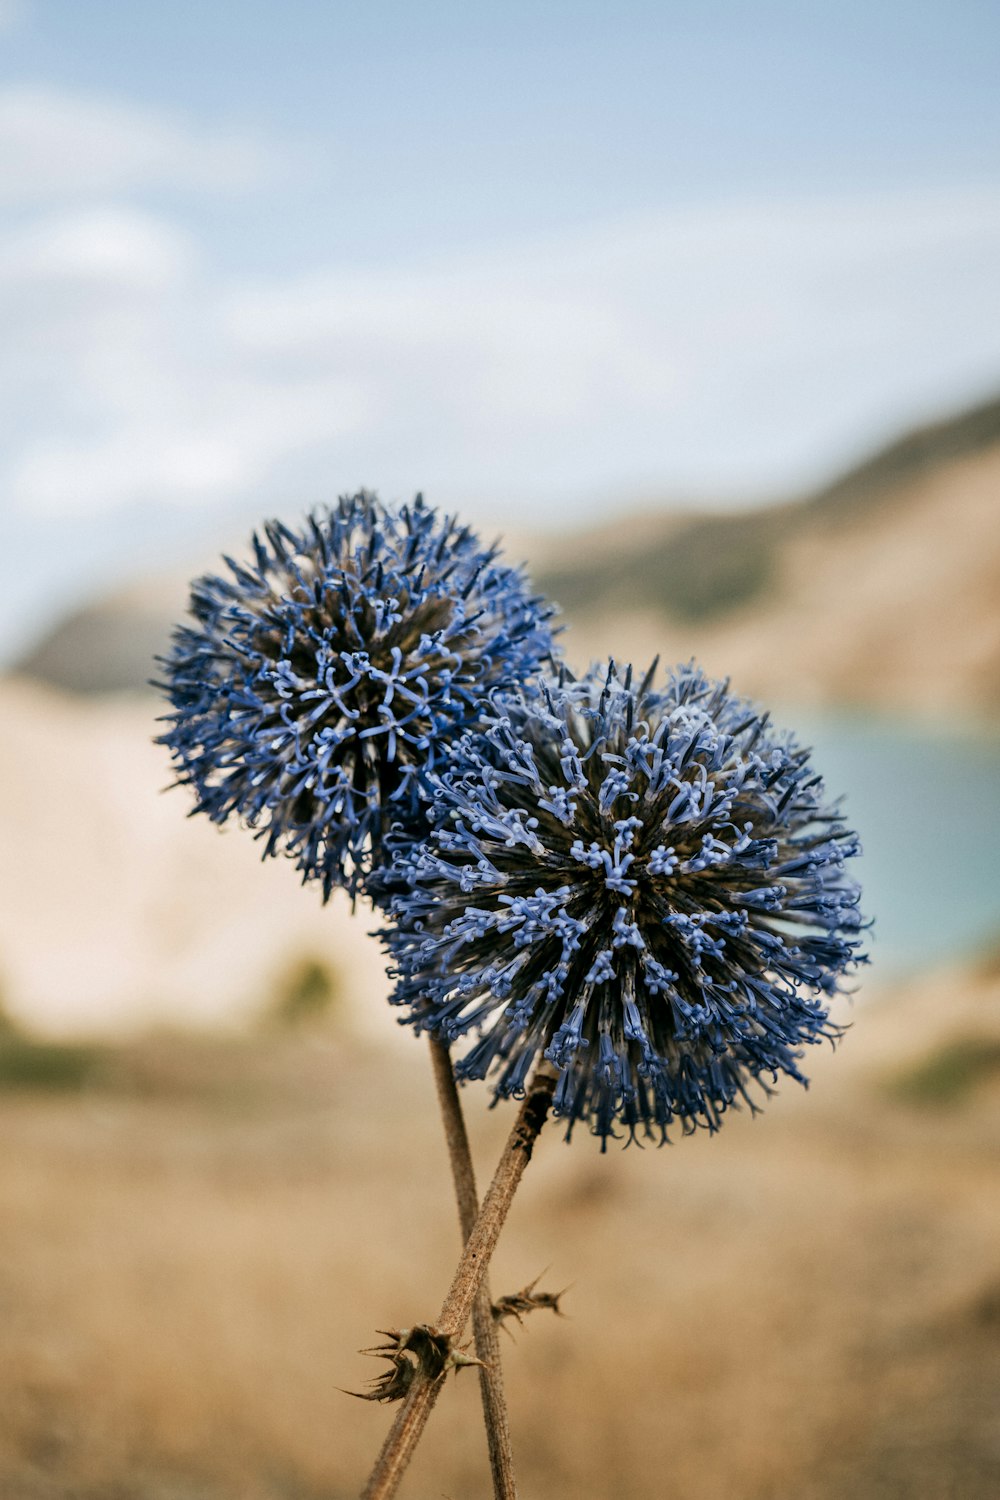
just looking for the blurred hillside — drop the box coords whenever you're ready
[532,391,1000,719]
[11,391,1000,721]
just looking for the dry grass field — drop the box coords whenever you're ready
[1,956,999,1500]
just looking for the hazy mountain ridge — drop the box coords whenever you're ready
[10,391,1000,719]
[538,393,1000,719]
[539,391,1000,626]
[805,392,1000,521]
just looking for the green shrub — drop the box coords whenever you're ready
[265,957,340,1029]
[0,1036,107,1092]
[887,1036,1000,1107]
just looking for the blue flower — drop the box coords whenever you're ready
[382,661,867,1145]
[156,492,557,898]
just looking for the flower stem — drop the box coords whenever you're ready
[360,1064,557,1500]
[427,1035,517,1500]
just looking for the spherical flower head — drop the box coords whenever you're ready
[156,492,558,898]
[382,661,867,1145]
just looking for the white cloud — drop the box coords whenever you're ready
[0,85,282,200]
[2,176,1000,661]
[2,183,1000,535]
[220,184,1000,499]
[10,379,371,515]
[0,204,369,516]
[0,206,194,288]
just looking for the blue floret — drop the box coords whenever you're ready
[381,661,867,1146]
[156,491,557,898]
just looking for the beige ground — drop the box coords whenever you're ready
[1,955,999,1500]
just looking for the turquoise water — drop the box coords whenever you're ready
[793,714,1000,979]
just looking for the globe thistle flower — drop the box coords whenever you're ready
[382,662,866,1145]
[156,492,557,899]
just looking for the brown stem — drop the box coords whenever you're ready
[360,1064,557,1500]
[427,1035,517,1500]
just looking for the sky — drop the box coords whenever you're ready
[2,0,1000,661]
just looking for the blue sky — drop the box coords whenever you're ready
[2,0,999,659]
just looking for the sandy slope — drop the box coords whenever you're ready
[553,443,1000,718]
[0,678,387,1036]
